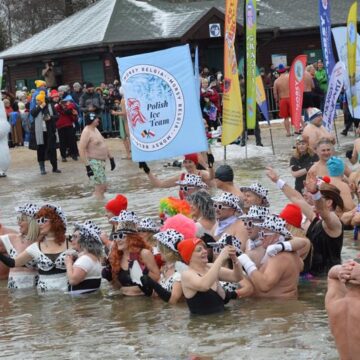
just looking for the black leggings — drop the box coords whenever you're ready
[37,132,58,170]
[58,126,79,159]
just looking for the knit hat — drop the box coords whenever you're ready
[50,89,59,98]
[279,203,302,228]
[308,107,322,122]
[58,85,70,93]
[326,156,345,177]
[105,194,128,216]
[184,153,198,164]
[73,82,81,89]
[161,214,197,239]
[177,238,204,264]
[240,183,270,207]
[36,91,46,104]
[35,80,46,88]
[85,82,95,89]
[215,165,234,182]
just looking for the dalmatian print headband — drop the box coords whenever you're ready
[15,203,39,218]
[240,183,270,207]
[212,192,243,213]
[41,203,67,229]
[154,229,184,253]
[116,210,139,233]
[176,174,208,188]
[138,217,160,233]
[239,205,270,222]
[75,220,102,244]
[212,233,242,256]
[253,214,292,239]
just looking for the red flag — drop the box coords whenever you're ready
[289,55,307,131]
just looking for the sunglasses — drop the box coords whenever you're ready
[180,186,195,192]
[36,217,49,225]
[244,220,255,228]
[213,203,231,210]
[112,232,126,241]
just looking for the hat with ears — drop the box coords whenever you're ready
[154,229,184,253]
[177,238,204,264]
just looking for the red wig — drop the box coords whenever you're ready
[36,207,66,245]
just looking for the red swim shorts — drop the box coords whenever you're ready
[279,97,291,118]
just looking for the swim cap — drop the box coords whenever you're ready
[215,164,234,182]
[177,238,203,264]
[184,153,198,164]
[279,203,302,228]
[105,194,128,216]
[326,156,345,177]
[161,214,196,239]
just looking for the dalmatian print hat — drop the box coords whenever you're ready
[240,183,270,207]
[253,214,292,239]
[116,210,139,233]
[154,229,184,253]
[176,174,208,189]
[213,233,242,256]
[239,205,270,222]
[41,203,67,229]
[138,217,160,233]
[15,203,40,218]
[211,192,243,213]
[75,220,102,244]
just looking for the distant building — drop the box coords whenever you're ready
[0,0,355,91]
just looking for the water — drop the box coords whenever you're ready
[0,127,358,359]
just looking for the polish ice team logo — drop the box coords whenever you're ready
[294,60,304,82]
[122,65,184,152]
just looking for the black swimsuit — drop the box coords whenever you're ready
[186,288,225,315]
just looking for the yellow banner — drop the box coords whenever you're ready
[347,1,357,108]
[222,0,243,146]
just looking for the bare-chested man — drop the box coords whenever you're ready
[237,214,303,299]
[326,259,360,360]
[273,64,291,136]
[211,192,247,251]
[303,66,315,121]
[302,108,335,151]
[79,112,115,200]
[214,165,244,199]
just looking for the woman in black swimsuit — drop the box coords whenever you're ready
[178,238,243,315]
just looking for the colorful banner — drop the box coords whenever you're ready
[318,0,336,77]
[347,1,358,109]
[222,0,243,146]
[332,26,360,118]
[246,0,257,129]
[323,61,345,132]
[0,59,3,92]
[289,55,307,131]
[117,45,208,162]
[256,70,270,123]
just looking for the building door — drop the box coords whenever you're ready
[81,60,105,86]
[303,49,323,64]
[203,45,223,72]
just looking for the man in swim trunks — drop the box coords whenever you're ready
[273,64,291,137]
[79,112,116,200]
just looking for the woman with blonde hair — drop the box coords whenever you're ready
[0,203,40,289]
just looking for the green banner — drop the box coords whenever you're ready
[245,0,257,129]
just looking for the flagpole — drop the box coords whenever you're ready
[268,125,275,155]
[243,0,247,151]
[333,116,340,147]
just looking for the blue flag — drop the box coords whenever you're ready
[117,45,208,162]
[319,0,336,77]
[194,46,200,103]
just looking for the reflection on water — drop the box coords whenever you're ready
[0,138,358,359]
